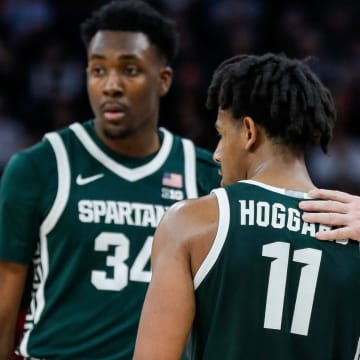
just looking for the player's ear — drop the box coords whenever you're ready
[158,67,173,96]
[242,116,258,151]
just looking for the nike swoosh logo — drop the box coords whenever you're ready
[76,173,104,186]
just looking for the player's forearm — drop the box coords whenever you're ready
[0,347,12,360]
[0,261,29,359]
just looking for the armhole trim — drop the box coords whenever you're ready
[193,188,230,289]
[41,132,71,234]
[182,138,198,199]
[354,336,360,360]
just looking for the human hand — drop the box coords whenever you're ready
[299,188,360,242]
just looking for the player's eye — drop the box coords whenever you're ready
[88,66,105,77]
[124,65,140,77]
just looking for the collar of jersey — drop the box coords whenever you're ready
[239,180,312,199]
[70,122,173,182]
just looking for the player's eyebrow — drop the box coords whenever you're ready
[89,54,106,60]
[89,53,140,61]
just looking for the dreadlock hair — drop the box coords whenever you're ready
[206,53,336,153]
[80,0,179,65]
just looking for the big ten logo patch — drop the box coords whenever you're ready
[161,187,184,201]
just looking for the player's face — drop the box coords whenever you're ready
[87,31,172,141]
[213,110,247,186]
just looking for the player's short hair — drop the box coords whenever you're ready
[206,53,336,153]
[80,0,179,64]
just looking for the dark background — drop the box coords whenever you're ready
[1,0,360,193]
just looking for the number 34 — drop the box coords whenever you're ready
[91,232,153,291]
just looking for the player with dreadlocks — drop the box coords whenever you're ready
[134,53,360,360]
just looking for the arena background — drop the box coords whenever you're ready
[1,1,360,358]
[1,0,360,193]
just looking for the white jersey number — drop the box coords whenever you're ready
[262,241,322,336]
[91,232,152,291]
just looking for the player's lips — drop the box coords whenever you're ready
[103,111,125,121]
[101,102,128,121]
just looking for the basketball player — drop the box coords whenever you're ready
[0,1,220,359]
[134,53,360,360]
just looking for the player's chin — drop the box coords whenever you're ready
[103,123,131,140]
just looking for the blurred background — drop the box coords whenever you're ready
[1,0,360,194]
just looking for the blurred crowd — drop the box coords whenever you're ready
[1,0,360,193]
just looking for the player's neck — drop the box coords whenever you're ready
[109,132,160,158]
[96,127,161,158]
[249,156,315,192]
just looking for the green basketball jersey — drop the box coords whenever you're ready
[0,120,220,359]
[191,180,360,360]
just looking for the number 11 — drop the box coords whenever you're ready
[262,242,322,336]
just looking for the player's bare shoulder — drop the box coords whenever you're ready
[159,193,219,239]
[153,194,219,276]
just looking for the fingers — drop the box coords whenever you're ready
[307,188,353,203]
[299,200,348,214]
[298,188,360,242]
[315,227,350,241]
[301,212,348,227]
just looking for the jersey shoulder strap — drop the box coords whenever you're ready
[41,132,71,235]
[180,135,198,199]
[193,187,230,289]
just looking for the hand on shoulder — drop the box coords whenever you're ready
[299,188,360,242]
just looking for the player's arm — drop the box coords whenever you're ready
[0,150,46,359]
[133,200,196,360]
[299,188,360,242]
[134,194,218,360]
[0,261,28,360]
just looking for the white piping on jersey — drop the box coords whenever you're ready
[354,336,360,360]
[239,180,312,199]
[19,133,71,356]
[69,123,173,182]
[193,188,230,290]
[181,138,198,199]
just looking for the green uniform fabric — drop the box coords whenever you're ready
[0,120,220,359]
[191,180,360,360]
